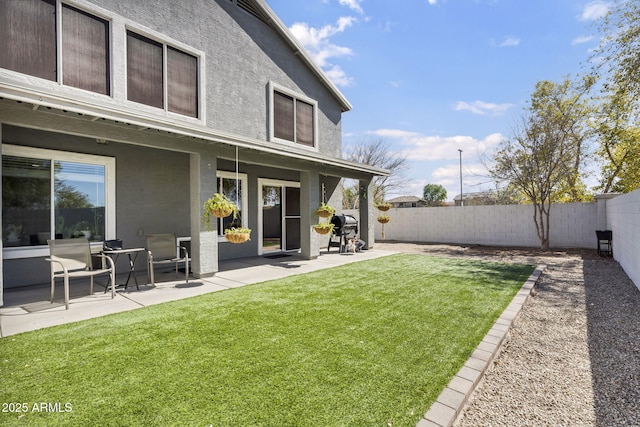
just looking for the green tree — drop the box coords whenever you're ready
[529,78,593,202]
[491,79,589,250]
[590,0,640,192]
[422,184,447,207]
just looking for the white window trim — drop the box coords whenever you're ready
[216,170,248,242]
[268,82,318,151]
[1,144,116,259]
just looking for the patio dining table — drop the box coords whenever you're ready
[102,247,146,291]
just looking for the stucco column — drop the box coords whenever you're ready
[190,152,218,277]
[300,170,320,259]
[359,178,374,249]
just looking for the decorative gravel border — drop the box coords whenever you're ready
[417,265,545,427]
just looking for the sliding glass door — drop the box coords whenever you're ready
[259,180,300,255]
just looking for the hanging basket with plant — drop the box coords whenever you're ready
[224,227,251,244]
[315,203,336,218]
[203,193,238,230]
[312,223,335,235]
[377,215,391,224]
[375,202,392,212]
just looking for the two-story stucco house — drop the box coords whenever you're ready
[0,0,386,305]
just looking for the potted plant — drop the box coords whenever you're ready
[376,202,392,212]
[377,215,391,224]
[224,227,251,244]
[312,222,335,235]
[315,203,336,218]
[203,193,238,230]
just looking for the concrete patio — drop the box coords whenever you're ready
[0,248,396,337]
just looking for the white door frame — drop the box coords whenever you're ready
[257,178,300,255]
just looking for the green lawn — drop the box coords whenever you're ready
[0,254,534,427]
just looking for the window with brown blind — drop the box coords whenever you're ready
[273,90,315,147]
[0,0,57,82]
[127,31,163,109]
[127,31,199,118]
[0,0,110,95]
[62,5,109,95]
[167,47,198,117]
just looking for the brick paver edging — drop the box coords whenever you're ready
[417,264,546,427]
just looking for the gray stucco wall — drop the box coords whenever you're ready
[91,0,343,157]
[2,125,191,288]
[1,0,353,289]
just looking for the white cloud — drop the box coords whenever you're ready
[338,0,364,14]
[580,1,610,21]
[288,17,357,87]
[572,35,594,45]
[324,64,354,87]
[454,100,514,116]
[369,130,504,161]
[499,36,520,47]
[427,0,438,5]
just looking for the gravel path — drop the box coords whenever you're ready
[374,241,640,427]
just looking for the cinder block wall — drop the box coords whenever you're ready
[346,202,599,249]
[606,189,640,289]
[347,196,640,292]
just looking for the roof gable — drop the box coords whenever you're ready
[230,0,352,112]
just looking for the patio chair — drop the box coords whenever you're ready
[595,230,613,257]
[47,239,116,310]
[146,233,189,286]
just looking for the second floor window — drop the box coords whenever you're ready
[273,90,316,147]
[127,31,199,118]
[0,0,110,95]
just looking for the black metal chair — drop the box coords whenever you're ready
[595,230,613,257]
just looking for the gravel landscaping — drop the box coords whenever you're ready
[375,241,640,427]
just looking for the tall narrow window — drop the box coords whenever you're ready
[296,99,314,147]
[272,89,316,147]
[167,47,198,117]
[127,31,163,109]
[0,0,57,81]
[2,156,52,247]
[273,91,295,142]
[217,172,248,238]
[62,5,109,94]
[54,161,106,242]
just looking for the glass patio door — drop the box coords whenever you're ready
[260,180,300,254]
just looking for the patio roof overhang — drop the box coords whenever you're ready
[0,83,389,180]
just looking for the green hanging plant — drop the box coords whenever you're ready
[315,203,336,218]
[203,193,238,231]
[224,227,251,244]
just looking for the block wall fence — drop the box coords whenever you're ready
[345,188,640,291]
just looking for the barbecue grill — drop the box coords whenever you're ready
[327,214,358,252]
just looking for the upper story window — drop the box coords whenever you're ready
[0,0,110,95]
[271,86,317,148]
[127,31,199,118]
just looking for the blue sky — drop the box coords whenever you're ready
[265,0,610,201]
